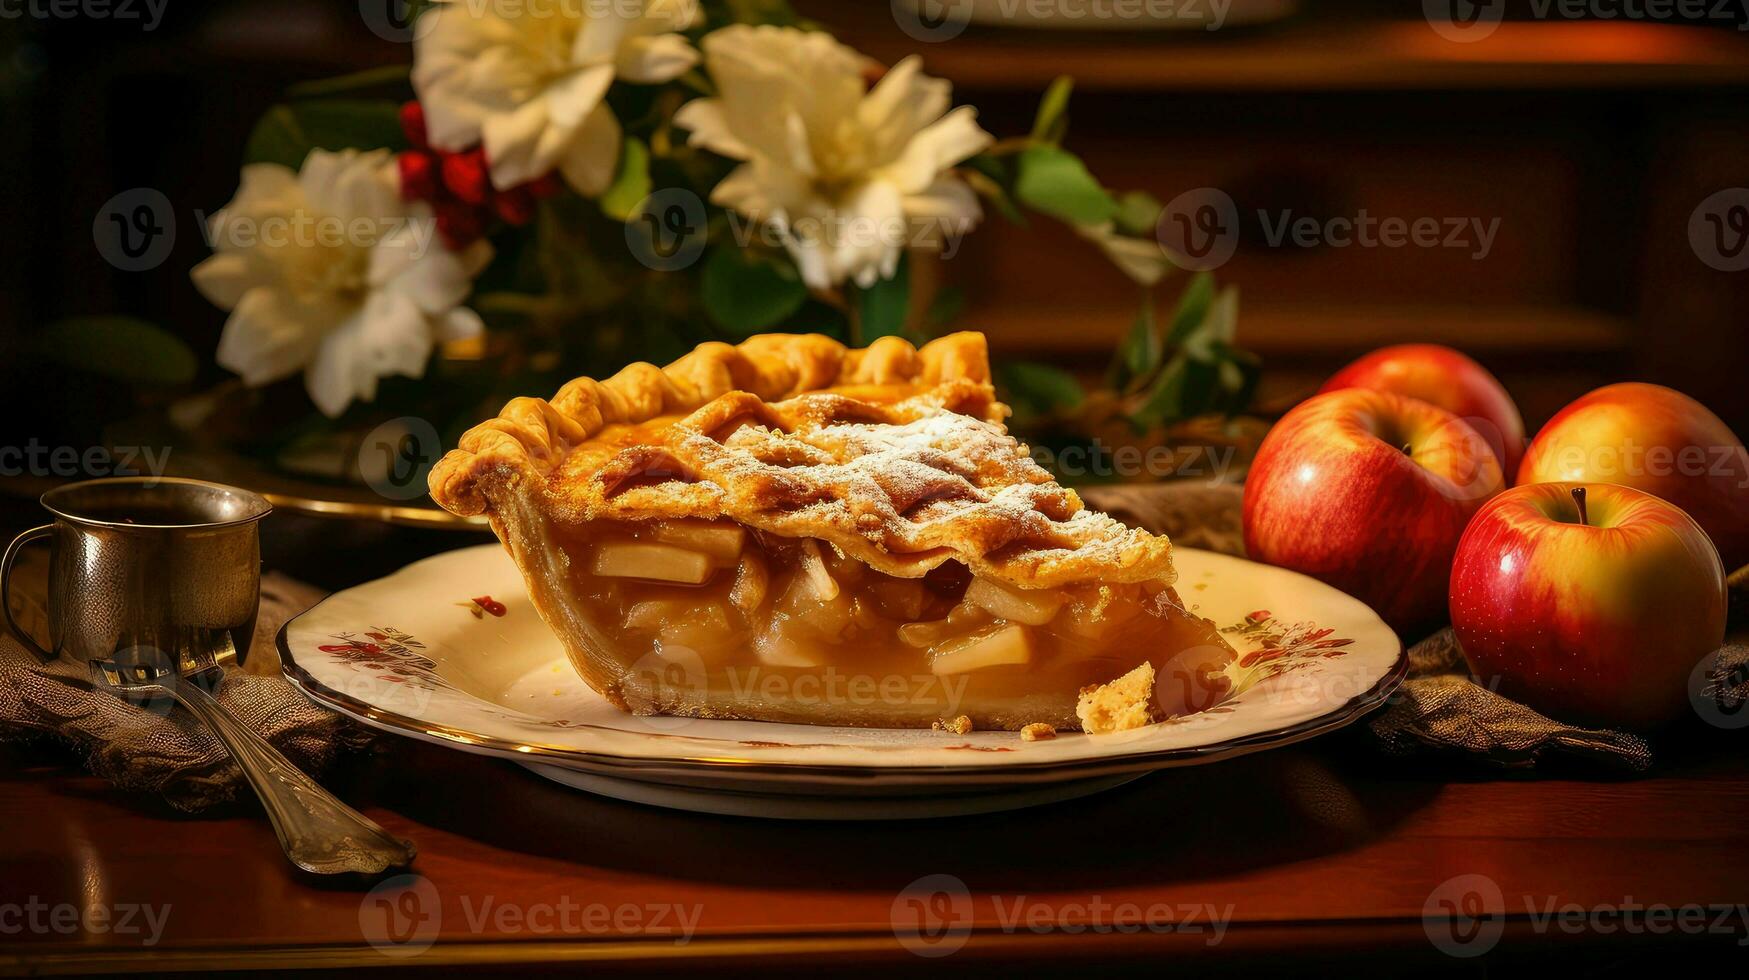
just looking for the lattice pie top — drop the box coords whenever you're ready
[428,332,1175,589]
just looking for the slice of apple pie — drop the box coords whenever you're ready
[428,333,1234,731]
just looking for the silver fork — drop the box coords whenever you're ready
[89,647,416,875]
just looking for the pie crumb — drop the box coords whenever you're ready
[934,715,974,735]
[1020,723,1056,742]
[1076,663,1158,735]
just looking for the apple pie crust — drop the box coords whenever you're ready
[429,333,1234,731]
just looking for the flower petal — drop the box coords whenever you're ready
[299,148,400,222]
[557,103,622,196]
[673,98,752,161]
[371,227,486,316]
[189,252,255,310]
[436,305,485,342]
[482,96,566,189]
[215,287,330,389]
[879,107,992,195]
[616,33,699,83]
[859,56,951,161]
[543,64,615,132]
[903,174,983,250]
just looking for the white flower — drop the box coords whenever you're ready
[675,25,992,290]
[412,0,699,194]
[190,149,490,417]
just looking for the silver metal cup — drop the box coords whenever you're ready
[2,477,271,669]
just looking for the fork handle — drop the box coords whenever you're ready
[164,677,416,875]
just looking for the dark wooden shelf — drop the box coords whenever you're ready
[974,302,1634,356]
[805,5,1749,91]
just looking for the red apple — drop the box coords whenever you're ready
[1244,388,1505,634]
[1450,482,1726,729]
[1517,383,1749,572]
[1321,344,1526,477]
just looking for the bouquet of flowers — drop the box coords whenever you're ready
[180,0,1259,483]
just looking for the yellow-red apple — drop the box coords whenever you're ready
[1243,389,1505,634]
[1449,482,1726,729]
[1517,383,1749,571]
[1321,344,1526,476]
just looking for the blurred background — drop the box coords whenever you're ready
[2,0,1747,457]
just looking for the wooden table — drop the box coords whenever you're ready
[4,514,1749,975]
[4,718,1749,974]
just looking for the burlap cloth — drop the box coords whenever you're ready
[0,549,370,811]
[4,485,1745,810]
[1085,483,1749,773]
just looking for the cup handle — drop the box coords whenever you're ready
[2,525,54,663]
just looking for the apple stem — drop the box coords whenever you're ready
[1401,443,1413,457]
[1572,486,1589,527]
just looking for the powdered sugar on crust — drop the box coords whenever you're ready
[548,387,1177,590]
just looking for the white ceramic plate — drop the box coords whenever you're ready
[280,545,1403,818]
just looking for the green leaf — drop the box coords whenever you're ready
[285,65,412,100]
[599,137,652,221]
[699,246,807,335]
[1163,272,1216,347]
[923,285,966,332]
[778,297,850,341]
[1128,281,1255,429]
[1030,76,1074,145]
[1013,147,1117,226]
[1190,285,1241,355]
[1107,292,1159,392]
[962,165,1025,226]
[998,361,1084,419]
[1113,190,1163,238]
[856,253,911,343]
[1131,353,1210,431]
[243,100,405,169]
[37,316,197,386]
[1215,345,1263,417]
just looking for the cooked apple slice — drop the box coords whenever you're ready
[658,602,734,653]
[795,540,840,602]
[622,599,736,663]
[789,591,854,641]
[591,542,713,585]
[898,620,947,648]
[1056,586,1144,641]
[623,597,698,632]
[930,624,1033,675]
[898,594,994,648]
[868,578,926,621]
[964,577,1064,626]
[754,626,830,668]
[728,551,770,613]
[651,520,746,563]
[820,544,867,588]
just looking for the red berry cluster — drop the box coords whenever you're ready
[396,101,561,250]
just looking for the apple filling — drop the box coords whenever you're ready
[558,519,1236,729]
